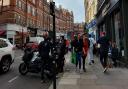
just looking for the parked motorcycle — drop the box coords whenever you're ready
[19,48,58,79]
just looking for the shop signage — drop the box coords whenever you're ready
[102,3,111,17]
[86,19,96,29]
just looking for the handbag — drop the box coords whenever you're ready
[71,51,76,64]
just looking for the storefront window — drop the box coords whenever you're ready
[114,11,124,53]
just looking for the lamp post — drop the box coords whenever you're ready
[50,1,56,89]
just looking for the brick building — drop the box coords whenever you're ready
[73,23,84,34]
[0,0,74,45]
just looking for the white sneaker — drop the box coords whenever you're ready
[103,68,107,73]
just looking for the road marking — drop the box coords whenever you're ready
[8,76,19,83]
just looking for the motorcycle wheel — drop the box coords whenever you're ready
[19,63,28,75]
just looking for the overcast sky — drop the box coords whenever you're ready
[52,0,85,23]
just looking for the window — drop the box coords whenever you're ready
[32,0,36,4]
[27,5,31,13]
[16,0,18,7]
[0,40,8,48]
[32,8,36,16]
[18,1,22,8]
[21,3,26,12]
[30,6,32,14]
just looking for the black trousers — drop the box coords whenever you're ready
[41,60,45,80]
[112,58,117,67]
[57,55,65,73]
[82,55,87,70]
[41,56,49,80]
[100,52,108,68]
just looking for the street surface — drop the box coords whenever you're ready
[1,50,128,89]
[50,52,128,89]
[0,49,51,89]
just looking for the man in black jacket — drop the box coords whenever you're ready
[57,36,66,73]
[97,32,110,73]
[38,32,51,82]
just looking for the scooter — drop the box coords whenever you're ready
[19,48,58,79]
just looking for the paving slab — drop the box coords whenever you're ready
[58,78,77,85]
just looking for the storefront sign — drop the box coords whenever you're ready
[102,3,111,17]
[86,19,96,29]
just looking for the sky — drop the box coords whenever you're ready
[51,0,85,23]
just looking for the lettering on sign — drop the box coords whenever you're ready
[102,3,111,17]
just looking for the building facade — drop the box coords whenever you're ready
[96,0,128,65]
[84,0,97,39]
[74,23,84,34]
[0,0,74,45]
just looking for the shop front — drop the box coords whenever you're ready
[0,24,28,46]
[96,0,128,64]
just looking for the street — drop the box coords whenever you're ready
[0,49,52,89]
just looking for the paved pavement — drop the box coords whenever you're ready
[49,52,128,89]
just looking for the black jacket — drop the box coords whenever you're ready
[97,36,109,53]
[38,39,51,59]
[111,47,119,59]
[73,38,83,52]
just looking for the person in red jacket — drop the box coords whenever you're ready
[82,33,90,72]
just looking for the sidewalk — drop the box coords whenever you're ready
[49,52,128,89]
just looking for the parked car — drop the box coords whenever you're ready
[0,38,15,73]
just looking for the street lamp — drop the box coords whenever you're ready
[50,1,56,44]
[50,1,56,89]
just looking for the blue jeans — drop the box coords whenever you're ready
[76,52,82,69]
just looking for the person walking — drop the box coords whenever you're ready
[97,32,110,73]
[111,42,119,67]
[73,34,83,72]
[57,36,66,73]
[82,33,90,72]
[88,34,95,65]
[38,32,51,82]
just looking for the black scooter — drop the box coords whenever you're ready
[19,48,58,79]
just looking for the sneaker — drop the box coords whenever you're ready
[103,67,107,73]
[83,68,86,72]
[91,60,95,64]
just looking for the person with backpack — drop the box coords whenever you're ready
[82,33,90,72]
[88,34,95,65]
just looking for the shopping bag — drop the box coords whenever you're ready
[71,52,76,64]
